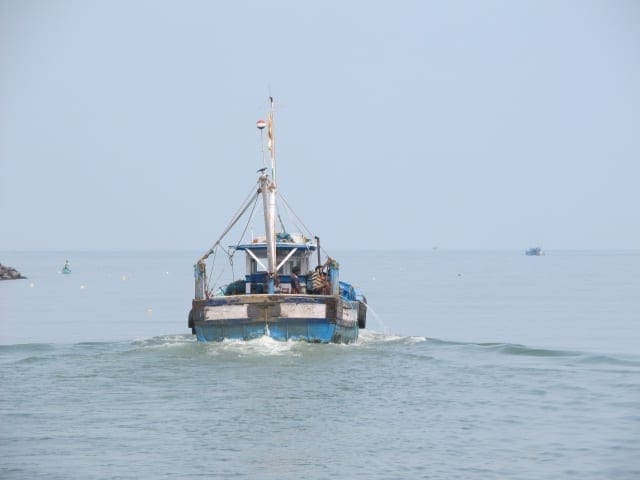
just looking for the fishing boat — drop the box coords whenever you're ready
[525,247,544,256]
[188,98,367,343]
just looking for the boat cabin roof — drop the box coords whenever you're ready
[234,242,316,252]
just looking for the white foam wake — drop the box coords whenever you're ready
[206,335,302,357]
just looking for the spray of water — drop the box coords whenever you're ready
[361,300,389,333]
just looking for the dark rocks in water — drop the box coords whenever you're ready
[0,263,27,280]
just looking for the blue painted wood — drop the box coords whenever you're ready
[194,318,358,344]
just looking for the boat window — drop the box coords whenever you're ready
[253,256,268,273]
[277,259,301,275]
[290,258,302,275]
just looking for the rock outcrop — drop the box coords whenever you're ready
[0,263,27,280]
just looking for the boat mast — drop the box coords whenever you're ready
[260,97,278,294]
[267,96,276,184]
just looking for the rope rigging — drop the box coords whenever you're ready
[200,173,335,296]
[277,190,330,259]
[198,180,261,264]
[205,187,261,295]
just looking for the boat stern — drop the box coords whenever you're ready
[190,294,359,343]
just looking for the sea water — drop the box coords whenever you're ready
[0,250,639,479]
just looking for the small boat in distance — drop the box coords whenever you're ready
[61,260,71,274]
[188,98,367,343]
[525,247,544,256]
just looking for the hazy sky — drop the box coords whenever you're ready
[1,0,639,251]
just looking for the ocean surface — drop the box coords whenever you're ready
[1,250,639,479]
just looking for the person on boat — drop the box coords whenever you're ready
[290,267,301,294]
[309,265,330,294]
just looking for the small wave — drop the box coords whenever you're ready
[479,343,640,367]
[575,354,640,368]
[3,341,129,364]
[0,343,57,365]
[357,330,428,346]
[13,355,53,364]
[487,343,580,358]
[131,334,196,348]
[74,341,112,347]
[429,340,640,368]
[417,339,584,358]
[0,343,55,353]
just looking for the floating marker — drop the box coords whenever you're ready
[256,119,266,130]
[29,283,35,288]
[80,285,85,289]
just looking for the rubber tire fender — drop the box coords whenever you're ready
[357,297,367,329]
[188,308,195,334]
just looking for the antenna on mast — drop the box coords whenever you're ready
[267,96,276,184]
[256,118,267,168]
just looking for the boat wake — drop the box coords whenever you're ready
[131,334,196,348]
[356,329,427,345]
[419,338,640,368]
[3,333,637,367]
[472,342,640,365]
[126,330,426,357]
[222,335,308,356]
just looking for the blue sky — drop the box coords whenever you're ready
[1,0,639,251]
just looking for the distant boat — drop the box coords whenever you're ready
[62,260,71,274]
[525,247,544,256]
[188,97,367,344]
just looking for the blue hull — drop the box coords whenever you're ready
[190,294,360,344]
[194,318,357,343]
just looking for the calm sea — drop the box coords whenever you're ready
[1,250,639,479]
